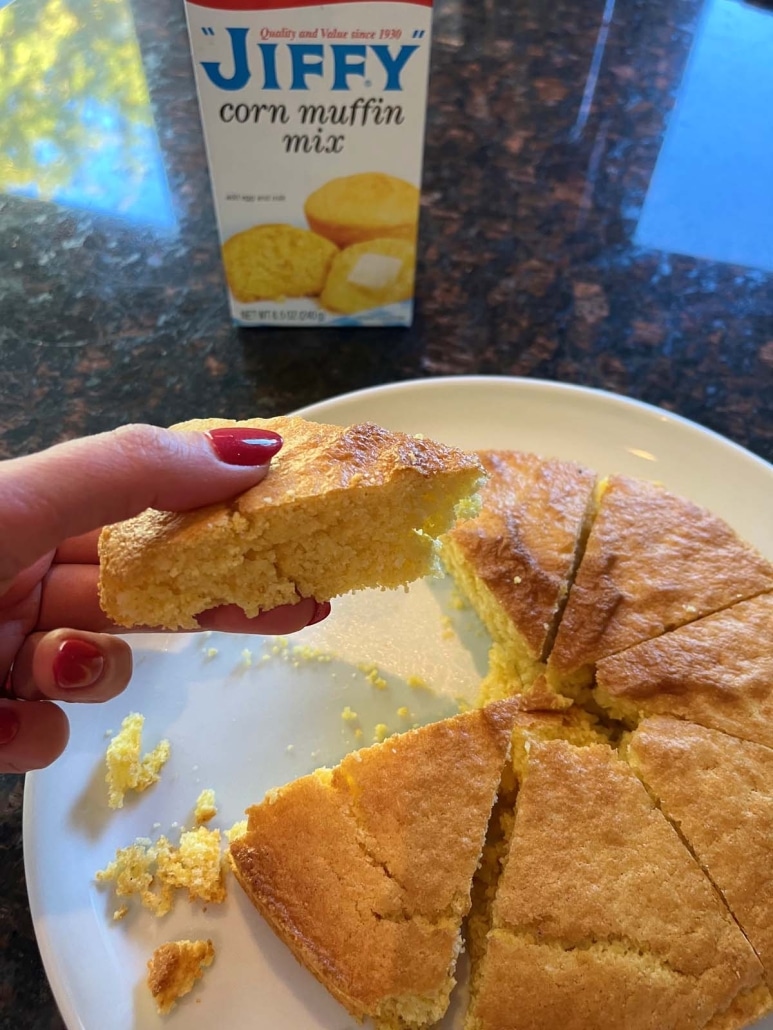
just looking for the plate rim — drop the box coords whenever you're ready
[295,375,773,476]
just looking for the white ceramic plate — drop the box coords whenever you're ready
[24,377,773,1030]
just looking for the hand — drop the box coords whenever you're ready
[0,423,331,774]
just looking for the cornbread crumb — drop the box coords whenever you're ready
[240,648,253,667]
[440,615,456,640]
[397,706,410,718]
[113,905,129,921]
[407,675,429,690]
[341,706,359,723]
[147,939,215,1015]
[291,643,333,664]
[359,663,387,689]
[286,744,295,753]
[157,828,226,905]
[226,820,248,843]
[354,728,364,741]
[95,826,225,916]
[204,647,218,660]
[194,789,217,825]
[105,713,170,809]
[373,723,390,743]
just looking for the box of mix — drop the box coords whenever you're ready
[184,0,433,327]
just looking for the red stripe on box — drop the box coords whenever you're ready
[188,0,432,9]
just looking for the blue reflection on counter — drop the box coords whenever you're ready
[636,0,773,272]
[0,0,176,231]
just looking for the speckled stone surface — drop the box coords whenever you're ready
[1,0,773,1022]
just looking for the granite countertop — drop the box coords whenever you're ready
[1,0,773,1023]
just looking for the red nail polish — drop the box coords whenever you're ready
[206,428,283,467]
[53,640,105,689]
[0,707,20,746]
[308,600,332,626]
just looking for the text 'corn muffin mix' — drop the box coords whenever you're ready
[184,0,433,327]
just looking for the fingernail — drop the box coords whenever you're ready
[308,600,332,626]
[0,708,20,746]
[206,428,283,467]
[53,640,105,689]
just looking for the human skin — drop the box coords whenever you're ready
[0,423,330,774]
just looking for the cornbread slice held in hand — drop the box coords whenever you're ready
[441,450,596,698]
[548,475,773,696]
[629,717,773,991]
[595,592,773,746]
[228,700,520,1030]
[98,416,485,630]
[465,738,769,1030]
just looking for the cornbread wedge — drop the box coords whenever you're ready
[595,593,773,746]
[629,717,773,991]
[465,738,769,1030]
[229,700,521,1030]
[98,416,485,629]
[441,450,596,698]
[548,475,773,696]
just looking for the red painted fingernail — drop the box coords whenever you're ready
[53,640,105,689]
[308,600,331,626]
[0,708,20,746]
[206,428,283,467]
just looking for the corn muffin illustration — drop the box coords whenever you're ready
[321,238,416,315]
[305,172,419,248]
[222,223,338,303]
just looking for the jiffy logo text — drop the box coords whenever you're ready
[200,29,420,92]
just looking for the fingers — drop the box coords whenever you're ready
[37,563,333,636]
[38,565,114,632]
[9,629,133,703]
[195,598,332,635]
[0,422,283,584]
[55,529,100,565]
[0,700,69,774]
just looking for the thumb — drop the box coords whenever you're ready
[0,423,283,584]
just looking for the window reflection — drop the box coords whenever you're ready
[635,0,773,272]
[0,0,175,229]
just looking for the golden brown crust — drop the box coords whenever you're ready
[229,700,520,1027]
[445,451,595,661]
[549,475,773,678]
[629,717,773,990]
[146,938,214,1014]
[466,739,765,1030]
[596,593,773,745]
[98,416,484,629]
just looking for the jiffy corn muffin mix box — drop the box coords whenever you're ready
[184,0,433,327]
